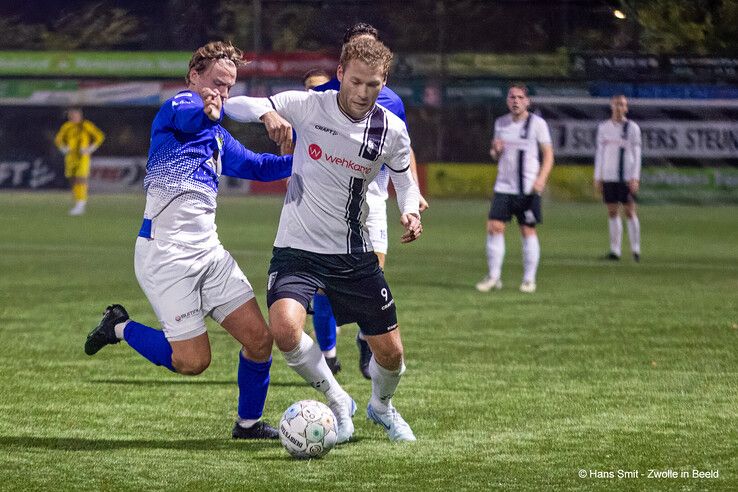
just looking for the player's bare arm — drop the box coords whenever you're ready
[490,138,504,160]
[532,143,554,194]
[409,148,429,212]
[260,111,293,147]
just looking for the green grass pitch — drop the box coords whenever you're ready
[0,192,736,491]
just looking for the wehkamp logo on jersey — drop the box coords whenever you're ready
[308,144,323,160]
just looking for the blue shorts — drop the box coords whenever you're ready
[266,247,398,336]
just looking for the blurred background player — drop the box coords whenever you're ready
[84,41,292,440]
[225,36,422,442]
[302,68,331,90]
[476,84,554,294]
[54,107,105,216]
[594,94,642,262]
[311,22,428,378]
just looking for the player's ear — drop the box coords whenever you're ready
[337,64,344,83]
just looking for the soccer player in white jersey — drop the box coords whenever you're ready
[225,37,422,443]
[476,84,554,294]
[310,23,429,379]
[83,42,293,440]
[594,94,642,261]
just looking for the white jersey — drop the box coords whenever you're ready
[225,90,420,255]
[594,119,642,182]
[493,113,552,195]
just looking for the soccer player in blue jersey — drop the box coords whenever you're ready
[83,41,292,439]
[311,23,428,378]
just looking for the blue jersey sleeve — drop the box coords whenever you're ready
[313,77,341,92]
[170,92,221,134]
[220,129,292,182]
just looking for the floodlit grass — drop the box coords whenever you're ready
[0,192,736,491]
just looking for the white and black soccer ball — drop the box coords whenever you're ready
[279,400,337,459]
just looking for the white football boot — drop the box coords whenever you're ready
[328,392,356,444]
[475,275,502,292]
[519,281,536,293]
[367,404,416,442]
[69,201,86,216]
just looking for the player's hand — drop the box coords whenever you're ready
[59,146,70,155]
[418,194,429,213]
[280,140,295,155]
[261,111,293,147]
[532,178,546,194]
[628,179,640,194]
[200,87,222,121]
[80,146,93,155]
[490,139,504,159]
[594,180,603,194]
[400,213,422,243]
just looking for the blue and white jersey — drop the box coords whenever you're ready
[142,90,292,247]
[314,78,408,202]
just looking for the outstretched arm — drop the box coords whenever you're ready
[389,168,423,243]
[221,129,292,182]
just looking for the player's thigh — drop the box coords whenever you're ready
[488,193,513,233]
[365,328,404,371]
[326,257,397,338]
[220,297,273,362]
[75,157,91,179]
[169,332,212,375]
[513,194,541,228]
[134,238,208,342]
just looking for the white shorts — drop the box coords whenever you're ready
[134,237,255,341]
[366,196,388,255]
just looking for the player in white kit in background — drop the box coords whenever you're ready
[594,94,642,262]
[476,84,554,294]
[225,37,422,443]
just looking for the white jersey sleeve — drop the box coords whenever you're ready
[386,129,419,215]
[225,91,314,129]
[533,116,552,146]
[594,122,605,181]
[629,121,642,181]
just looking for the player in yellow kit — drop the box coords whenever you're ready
[54,107,105,215]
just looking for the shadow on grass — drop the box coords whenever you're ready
[0,436,277,451]
[89,379,305,388]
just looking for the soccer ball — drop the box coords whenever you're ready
[279,400,337,459]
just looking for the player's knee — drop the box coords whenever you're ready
[172,354,211,375]
[488,222,505,235]
[242,334,273,361]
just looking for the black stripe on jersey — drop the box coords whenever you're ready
[267,96,277,111]
[344,177,367,253]
[387,164,410,173]
[618,121,629,182]
[360,107,388,161]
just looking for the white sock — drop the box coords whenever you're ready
[322,347,337,358]
[114,319,130,340]
[627,216,641,254]
[368,356,405,413]
[608,217,623,256]
[237,418,260,428]
[283,332,343,400]
[521,235,540,283]
[486,233,505,279]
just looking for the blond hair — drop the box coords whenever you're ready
[186,41,245,85]
[339,37,393,78]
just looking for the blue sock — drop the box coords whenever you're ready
[123,321,175,372]
[238,352,271,420]
[312,293,337,352]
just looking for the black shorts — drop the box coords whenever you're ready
[266,247,398,336]
[602,182,636,204]
[488,193,542,226]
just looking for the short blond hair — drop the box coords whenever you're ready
[339,37,393,78]
[186,41,245,85]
